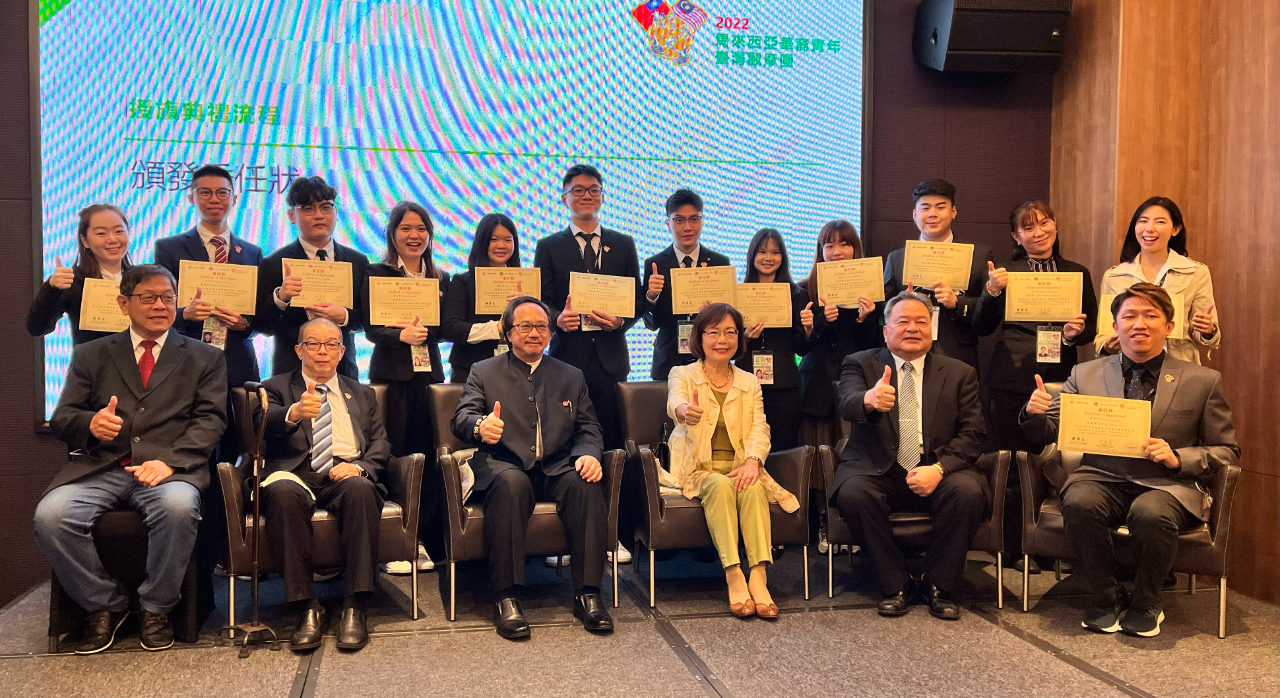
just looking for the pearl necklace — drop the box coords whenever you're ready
[704,363,732,390]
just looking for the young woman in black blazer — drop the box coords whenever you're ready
[440,213,521,384]
[733,228,810,451]
[28,204,134,344]
[973,200,1097,573]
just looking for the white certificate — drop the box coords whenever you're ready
[734,283,793,328]
[569,272,635,318]
[368,277,440,326]
[1004,272,1084,323]
[670,266,736,314]
[1099,292,1186,340]
[474,267,541,315]
[902,241,975,289]
[287,259,354,309]
[1058,393,1151,459]
[78,278,131,332]
[815,258,886,305]
[177,260,258,314]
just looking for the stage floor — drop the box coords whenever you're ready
[0,548,1275,698]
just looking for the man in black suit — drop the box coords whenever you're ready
[259,318,390,652]
[831,290,987,620]
[882,179,993,371]
[642,188,732,380]
[534,164,643,454]
[33,265,227,654]
[256,176,367,379]
[453,296,613,640]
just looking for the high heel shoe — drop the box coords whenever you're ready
[729,597,756,618]
[755,601,779,619]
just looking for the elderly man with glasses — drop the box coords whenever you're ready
[453,296,613,640]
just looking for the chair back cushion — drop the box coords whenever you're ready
[616,381,670,448]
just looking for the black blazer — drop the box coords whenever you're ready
[359,262,447,384]
[796,279,885,417]
[733,283,810,390]
[440,270,504,378]
[260,371,389,494]
[154,227,265,387]
[47,329,228,494]
[534,227,644,379]
[883,240,993,370]
[256,240,368,379]
[833,347,987,498]
[972,256,1099,394]
[452,352,603,492]
[642,245,733,380]
[27,274,119,345]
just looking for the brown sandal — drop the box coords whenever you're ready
[755,602,779,619]
[730,598,756,618]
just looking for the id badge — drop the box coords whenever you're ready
[678,322,693,354]
[1036,326,1062,364]
[494,342,510,357]
[580,314,602,332]
[931,307,940,341]
[753,351,774,385]
[411,343,433,372]
[201,318,227,351]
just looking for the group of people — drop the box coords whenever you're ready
[28,162,1238,655]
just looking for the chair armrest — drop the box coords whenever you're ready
[1018,449,1053,528]
[978,451,1010,537]
[637,447,667,522]
[383,453,425,531]
[437,451,470,561]
[1207,464,1241,544]
[766,445,813,505]
[218,455,250,572]
[818,445,838,507]
[600,449,625,551]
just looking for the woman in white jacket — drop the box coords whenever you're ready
[1096,197,1220,363]
[664,303,798,619]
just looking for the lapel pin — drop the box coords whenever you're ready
[1164,374,1174,383]
[700,261,707,267]
[603,245,610,252]
[344,392,353,399]
[563,400,572,410]
[235,245,242,253]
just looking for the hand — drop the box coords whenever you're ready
[1062,313,1087,340]
[677,389,704,426]
[183,287,214,322]
[855,296,874,323]
[1191,303,1217,337]
[933,282,957,309]
[289,383,324,422]
[90,395,123,441]
[819,296,839,323]
[211,306,249,331]
[49,256,75,290]
[328,463,364,482]
[1144,438,1180,469]
[986,261,1009,295]
[1102,336,1121,354]
[646,263,665,300]
[125,459,175,487]
[727,458,760,491]
[905,465,943,496]
[479,402,504,444]
[575,455,603,483]
[588,310,623,331]
[800,301,815,335]
[557,295,581,331]
[1026,374,1054,416]
[306,302,347,323]
[389,315,428,345]
[278,262,303,302]
[745,321,765,339]
[505,280,524,303]
[863,366,896,413]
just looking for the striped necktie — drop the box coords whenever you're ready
[896,362,923,472]
[211,235,228,264]
[310,384,334,474]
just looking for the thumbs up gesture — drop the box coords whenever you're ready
[646,262,665,300]
[90,395,124,441]
[557,294,581,331]
[289,382,324,422]
[678,389,704,426]
[278,262,304,303]
[1026,374,1053,416]
[394,315,428,345]
[863,366,897,413]
[506,280,523,303]
[183,286,214,321]
[49,256,75,290]
[986,261,1009,295]
[479,401,504,444]
[800,301,815,335]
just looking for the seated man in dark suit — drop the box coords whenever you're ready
[259,318,390,652]
[34,264,227,654]
[1022,283,1239,637]
[453,296,612,640]
[831,289,987,620]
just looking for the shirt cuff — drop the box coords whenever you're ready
[285,403,301,426]
[467,320,503,343]
[273,288,288,310]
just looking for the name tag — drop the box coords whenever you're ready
[494,343,510,356]
[580,314,602,332]
[753,351,774,385]
[1037,326,1062,364]
[411,343,433,372]
[678,322,693,354]
[202,318,227,351]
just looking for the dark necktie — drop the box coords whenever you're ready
[579,233,597,272]
[682,255,693,268]
[139,340,157,389]
[1125,367,1147,401]
[316,249,328,262]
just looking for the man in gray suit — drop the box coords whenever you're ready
[34,265,227,654]
[1022,283,1239,638]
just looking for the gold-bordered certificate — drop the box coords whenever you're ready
[79,278,131,332]
[568,272,636,318]
[670,266,736,314]
[368,277,440,326]
[1004,272,1083,323]
[474,267,541,315]
[287,259,354,308]
[903,241,974,289]
[815,258,886,305]
[734,283,793,328]
[177,260,258,314]
[1058,393,1151,459]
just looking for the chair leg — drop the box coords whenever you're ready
[1054,558,1062,581]
[1218,577,1227,639]
[1188,573,1196,595]
[449,561,456,622]
[411,564,419,620]
[996,552,1004,610]
[1021,554,1030,612]
[648,549,656,608]
[228,576,236,629]
[827,544,834,599]
[803,545,810,601]
[613,555,619,609]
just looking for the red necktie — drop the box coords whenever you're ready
[211,236,228,264]
[139,340,157,389]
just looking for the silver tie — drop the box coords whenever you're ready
[896,363,923,472]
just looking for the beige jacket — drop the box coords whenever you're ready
[1095,250,1220,364]
[661,362,798,512]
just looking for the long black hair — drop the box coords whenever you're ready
[467,213,521,270]
[380,201,442,279]
[1120,197,1187,263]
[743,227,793,283]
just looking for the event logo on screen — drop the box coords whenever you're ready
[631,0,709,66]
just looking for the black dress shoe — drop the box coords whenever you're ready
[877,589,910,617]
[335,606,369,650]
[290,606,324,651]
[139,611,174,651]
[573,593,614,633]
[494,597,531,640]
[924,582,961,620]
[73,609,128,655]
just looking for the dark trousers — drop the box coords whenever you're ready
[762,387,803,452]
[261,475,383,604]
[479,466,608,593]
[583,345,625,452]
[834,467,988,597]
[383,374,445,560]
[988,388,1042,555]
[1060,479,1197,613]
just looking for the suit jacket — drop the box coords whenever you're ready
[47,329,228,494]
[27,274,119,345]
[972,256,1098,394]
[440,270,505,378]
[1019,354,1239,520]
[534,227,644,379]
[256,240,368,379]
[260,372,390,494]
[360,262,447,384]
[642,245,733,380]
[797,279,885,416]
[834,347,987,499]
[452,352,603,492]
[154,227,265,387]
[883,240,993,370]
[734,283,810,390]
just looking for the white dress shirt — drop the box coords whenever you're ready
[397,257,426,278]
[196,222,230,262]
[890,352,926,456]
[570,221,603,268]
[128,327,168,362]
[675,245,702,268]
[100,269,123,282]
[920,231,955,244]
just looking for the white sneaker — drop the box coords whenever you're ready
[544,555,570,568]
[608,544,632,564]
[818,531,830,554]
[381,560,413,575]
[416,544,434,571]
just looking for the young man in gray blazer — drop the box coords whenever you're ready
[1022,283,1239,638]
[34,265,227,654]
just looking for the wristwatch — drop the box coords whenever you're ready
[473,416,486,440]
[934,463,946,477]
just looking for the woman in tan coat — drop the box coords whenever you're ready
[662,303,798,618]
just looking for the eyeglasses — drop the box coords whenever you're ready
[296,202,336,215]
[565,186,603,198]
[512,322,550,335]
[194,187,233,201]
[298,341,343,352]
[669,215,704,226]
[128,293,177,305]
[703,329,738,341]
